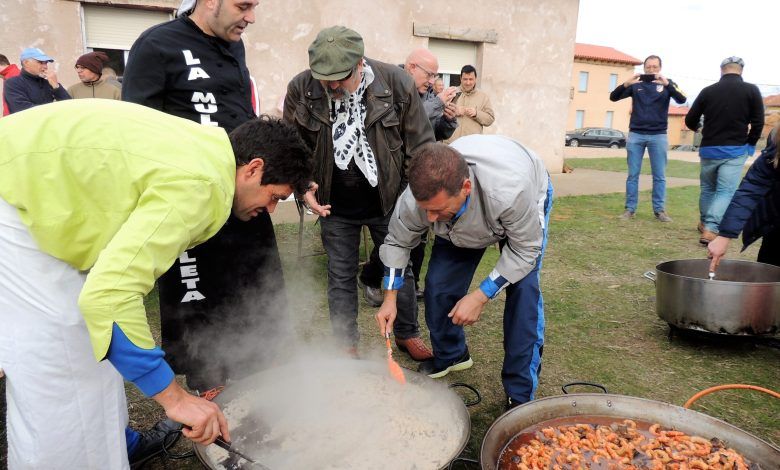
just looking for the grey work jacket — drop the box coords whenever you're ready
[380,135,550,285]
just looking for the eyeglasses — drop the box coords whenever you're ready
[412,63,437,80]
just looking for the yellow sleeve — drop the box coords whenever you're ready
[78,180,229,361]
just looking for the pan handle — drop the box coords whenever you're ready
[684,384,780,409]
[562,382,609,394]
[643,271,656,284]
[449,383,482,407]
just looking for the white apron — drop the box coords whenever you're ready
[0,199,129,469]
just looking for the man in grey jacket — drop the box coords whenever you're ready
[375,135,552,410]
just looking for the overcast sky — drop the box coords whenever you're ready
[576,0,778,104]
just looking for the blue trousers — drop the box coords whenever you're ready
[625,131,668,213]
[424,184,552,403]
[699,155,748,232]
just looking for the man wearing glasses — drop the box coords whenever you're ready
[284,26,435,360]
[3,47,70,114]
[358,48,460,313]
[403,48,459,141]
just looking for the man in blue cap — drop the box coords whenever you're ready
[3,47,70,114]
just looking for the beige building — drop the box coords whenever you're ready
[567,43,640,133]
[0,0,580,173]
[763,94,780,137]
[667,105,694,147]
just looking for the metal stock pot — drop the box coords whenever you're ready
[644,259,780,335]
[480,392,780,470]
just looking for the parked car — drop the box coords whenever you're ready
[565,128,626,148]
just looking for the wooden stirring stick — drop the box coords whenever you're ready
[385,333,407,384]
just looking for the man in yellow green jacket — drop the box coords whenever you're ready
[0,99,312,469]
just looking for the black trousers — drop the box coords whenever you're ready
[158,212,289,391]
[320,214,419,346]
[360,235,427,290]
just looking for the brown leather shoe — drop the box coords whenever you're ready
[395,336,434,361]
[699,229,718,245]
[697,222,705,233]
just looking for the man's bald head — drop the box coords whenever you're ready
[405,48,439,93]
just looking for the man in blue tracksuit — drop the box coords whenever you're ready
[610,55,686,222]
[375,135,552,410]
[685,56,764,245]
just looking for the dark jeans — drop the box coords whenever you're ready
[320,214,419,346]
[360,237,427,290]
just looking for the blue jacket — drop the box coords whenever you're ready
[3,70,70,114]
[718,135,779,250]
[610,79,686,134]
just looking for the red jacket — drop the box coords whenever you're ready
[1,64,21,116]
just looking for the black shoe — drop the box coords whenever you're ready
[418,349,473,379]
[505,396,526,412]
[415,288,424,301]
[129,419,183,469]
[363,285,383,307]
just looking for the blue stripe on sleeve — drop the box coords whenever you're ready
[107,323,174,397]
[479,270,509,299]
[382,266,406,290]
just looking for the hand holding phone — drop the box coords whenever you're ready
[639,74,656,83]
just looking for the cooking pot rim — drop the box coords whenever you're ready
[479,393,780,470]
[656,258,780,286]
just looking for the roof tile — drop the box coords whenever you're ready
[575,43,642,66]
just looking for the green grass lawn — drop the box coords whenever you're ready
[566,157,703,180]
[2,183,778,470]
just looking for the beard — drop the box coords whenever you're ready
[325,86,351,101]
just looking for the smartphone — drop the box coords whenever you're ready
[453,91,462,101]
[639,74,656,83]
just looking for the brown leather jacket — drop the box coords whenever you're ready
[283,58,435,216]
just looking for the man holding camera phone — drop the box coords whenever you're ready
[610,55,686,222]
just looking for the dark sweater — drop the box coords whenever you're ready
[122,15,254,133]
[609,79,686,134]
[4,70,71,114]
[684,74,764,148]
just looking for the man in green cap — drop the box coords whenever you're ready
[283,26,435,360]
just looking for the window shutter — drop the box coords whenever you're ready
[427,39,478,75]
[83,5,171,50]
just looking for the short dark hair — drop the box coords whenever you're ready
[408,143,469,201]
[644,55,662,68]
[229,115,313,195]
[0,54,9,67]
[460,64,477,77]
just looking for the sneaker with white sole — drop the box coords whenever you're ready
[418,349,473,379]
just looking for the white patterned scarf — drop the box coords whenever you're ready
[330,61,378,187]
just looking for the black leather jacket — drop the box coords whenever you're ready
[283,58,435,216]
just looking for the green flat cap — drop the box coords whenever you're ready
[308,26,364,81]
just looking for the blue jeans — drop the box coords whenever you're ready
[625,132,668,213]
[319,214,418,346]
[699,155,748,232]
[423,182,552,403]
